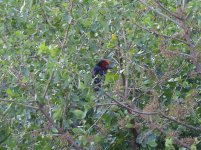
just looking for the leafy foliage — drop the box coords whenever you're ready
[0,0,201,149]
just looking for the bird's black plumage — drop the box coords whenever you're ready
[92,60,112,91]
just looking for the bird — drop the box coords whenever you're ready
[92,59,112,91]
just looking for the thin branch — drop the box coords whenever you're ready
[36,1,82,149]
[150,122,191,149]
[122,29,129,99]
[160,113,201,132]
[38,104,56,126]
[42,71,55,98]
[182,24,201,76]
[0,98,39,110]
[103,92,159,115]
[139,0,180,26]
[155,0,184,20]
[116,35,126,94]
[157,61,187,85]
[195,36,201,47]
[38,104,82,150]
[42,0,72,99]
[39,0,55,27]
[135,23,188,45]
[103,92,201,132]
[182,0,188,10]
[122,28,127,48]
[87,105,111,132]
[96,102,126,106]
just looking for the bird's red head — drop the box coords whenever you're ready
[97,59,112,71]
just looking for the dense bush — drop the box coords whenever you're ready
[0,0,200,149]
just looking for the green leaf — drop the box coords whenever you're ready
[53,108,62,120]
[147,138,157,147]
[105,72,118,84]
[38,42,49,54]
[0,127,11,144]
[143,79,151,85]
[165,138,175,150]
[6,88,13,97]
[190,144,197,150]
[49,48,60,58]
[72,110,85,119]
[94,134,103,142]
[72,128,85,135]
[125,122,133,128]
[51,127,58,133]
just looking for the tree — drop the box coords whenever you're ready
[0,0,200,149]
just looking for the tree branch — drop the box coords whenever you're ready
[155,0,184,20]
[116,35,126,95]
[103,92,201,132]
[139,0,181,26]
[182,23,201,76]
[36,1,82,149]
[103,92,196,149]
[150,122,191,149]
[38,104,82,150]
[103,92,158,115]
[0,98,39,110]
[135,23,188,45]
[160,113,201,132]
[122,29,129,99]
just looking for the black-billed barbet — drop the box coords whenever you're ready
[92,59,112,91]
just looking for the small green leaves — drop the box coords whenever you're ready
[72,109,85,119]
[38,42,60,58]
[125,122,133,128]
[38,42,49,54]
[0,0,200,149]
[0,126,11,144]
[147,138,157,148]
[53,107,62,120]
[165,138,175,150]
[6,88,13,97]
[72,128,85,135]
[51,127,58,133]
[105,72,118,84]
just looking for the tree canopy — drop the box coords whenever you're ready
[0,0,201,149]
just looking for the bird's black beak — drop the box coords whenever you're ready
[106,65,112,69]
